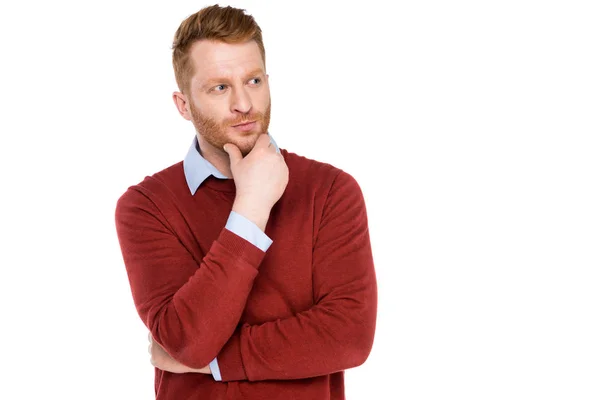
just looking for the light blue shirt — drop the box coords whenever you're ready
[182,132,280,381]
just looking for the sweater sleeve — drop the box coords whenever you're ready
[215,170,378,381]
[114,187,267,369]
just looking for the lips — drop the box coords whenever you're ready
[231,120,257,132]
[232,120,256,127]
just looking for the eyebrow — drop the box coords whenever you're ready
[201,68,265,89]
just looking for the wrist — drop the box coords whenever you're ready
[232,199,271,231]
[188,365,211,374]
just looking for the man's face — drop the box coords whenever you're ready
[185,39,271,157]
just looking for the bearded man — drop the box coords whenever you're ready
[115,4,377,399]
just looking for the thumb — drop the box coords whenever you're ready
[223,143,242,164]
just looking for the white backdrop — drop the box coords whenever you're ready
[1,1,599,399]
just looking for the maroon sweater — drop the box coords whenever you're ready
[114,148,377,399]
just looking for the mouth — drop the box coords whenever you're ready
[232,120,256,127]
[231,120,257,132]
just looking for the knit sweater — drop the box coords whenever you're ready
[114,147,378,400]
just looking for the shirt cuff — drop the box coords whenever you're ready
[225,211,273,252]
[209,357,222,381]
[216,329,248,381]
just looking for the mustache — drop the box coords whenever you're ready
[227,112,265,126]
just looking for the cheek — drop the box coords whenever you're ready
[255,92,271,111]
[196,101,225,121]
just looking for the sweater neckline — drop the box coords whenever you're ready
[203,175,237,193]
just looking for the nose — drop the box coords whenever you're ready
[230,86,252,114]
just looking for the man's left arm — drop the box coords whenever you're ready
[214,170,378,381]
[149,209,274,379]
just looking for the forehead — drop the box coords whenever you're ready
[189,39,265,83]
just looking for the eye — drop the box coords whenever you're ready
[211,84,227,93]
[249,77,261,85]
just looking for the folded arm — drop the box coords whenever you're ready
[215,171,378,381]
[115,187,269,369]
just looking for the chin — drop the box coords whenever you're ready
[230,127,261,139]
[225,134,255,155]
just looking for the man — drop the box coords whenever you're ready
[115,4,377,399]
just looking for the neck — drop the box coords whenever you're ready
[196,135,233,178]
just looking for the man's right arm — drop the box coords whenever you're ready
[115,188,269,369]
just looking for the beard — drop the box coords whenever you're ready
[189,100,271,157]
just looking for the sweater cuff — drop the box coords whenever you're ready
[216,330,248,381]
[215,227,266,268]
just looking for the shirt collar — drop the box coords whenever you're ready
[183,132,280,195]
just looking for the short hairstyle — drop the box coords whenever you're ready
[172,4,266,94]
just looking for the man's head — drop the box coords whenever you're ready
[172,5,270,157]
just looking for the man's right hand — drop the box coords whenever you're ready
[223,134,289,231]
[148,332,211,374]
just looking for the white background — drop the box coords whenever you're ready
[1,1,599,399]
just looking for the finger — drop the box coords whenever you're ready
[259,133,271,147]
[148,343,152,355]
[265,137,279,153]
[223,143,242,164]
[148,332,152,342]
[249,133,269,151]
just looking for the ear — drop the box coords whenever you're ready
[172,91,192,121]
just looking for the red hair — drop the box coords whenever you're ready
[172,4,266,94]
